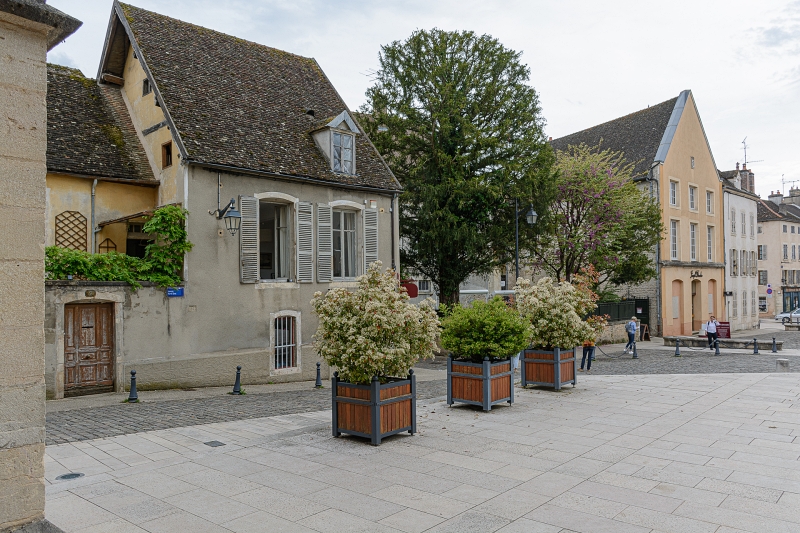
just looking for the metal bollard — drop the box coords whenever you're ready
[753,338,759,354]
[315,362,323,388]
[776,359,790,372]
[674,338,681,357]
[632,341,638,359]
[232,365,242,395]
[128,370,138,403]
[772,337,778,353]
[715,338,721,356]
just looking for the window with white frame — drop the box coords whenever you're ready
[741,250,747,276]
[731,209,736,234]
[670,181,678,206]
[707,226,713,261]
[759,270,768,285]
[752,290,756,316]
[670,220,679,259]
[332,132,354,174]
[741,212,746,234]
[332,209,357,278]
[783,224,788,233]
[706,191,713,214]
[731,248,738,276]
[418,280,432,293]
[274,315,297,369]
[793,226,796,234]
[784,244,789,260]
[794,245,797,261]
[743,291,747,317]
[759,296,768,312]
[689,186,697,210]
[758,225,763,234]
[732,291,737,317]
[750,214,755,237]
[690,223,697,261]
[750,251,756,275]
[758,245,767,260]
[259,201,292,280]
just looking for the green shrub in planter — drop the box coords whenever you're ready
[441,297,530,363]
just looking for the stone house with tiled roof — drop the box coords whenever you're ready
[757,190,800,318]
[44,1,400,398]
[552,91,726,337]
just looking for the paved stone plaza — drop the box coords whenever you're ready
[44,372,800,533]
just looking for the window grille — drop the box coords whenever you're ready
[55,211,87,251]
[418,280,431,292]
[274,316,297,369]
[98,238,116,253]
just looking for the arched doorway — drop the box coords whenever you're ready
[691,280,701,332]
[707,279,717,320]
[671,279,684,335]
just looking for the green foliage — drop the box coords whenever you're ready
[596,290,622,303]
[531,143,663,285]
[441,297,530,363]
[45,206,193,289]
[360,29,555,305]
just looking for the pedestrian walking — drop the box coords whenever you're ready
[579,339,595,372]
[624,316,637,354]
[705,315,720,350]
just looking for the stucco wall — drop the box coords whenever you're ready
[0,10,49,530]
[659,94,725,336]
[723,189,759,331]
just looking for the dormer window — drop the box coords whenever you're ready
[333,132,354,174]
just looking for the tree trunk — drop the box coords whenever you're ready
[439,290,460,307]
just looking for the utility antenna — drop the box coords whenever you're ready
[782,174,800,195]
[741,137,763,167]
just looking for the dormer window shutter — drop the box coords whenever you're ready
[239,195,259,283]
[364,208,378,272]
[317,203,333,282]
[297,201,313,283]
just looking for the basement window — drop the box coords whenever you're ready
[274,316,297,369]
[162,142,173,169]
[142,78,151,96]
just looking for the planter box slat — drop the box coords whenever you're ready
[520,347,577,391]
[447,357,514,411]
[332,371,416,446]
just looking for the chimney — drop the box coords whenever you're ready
[736,162,740,171]
[769,190,784,204]
[743,163,747,170]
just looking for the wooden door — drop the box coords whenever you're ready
[64,303,114,396]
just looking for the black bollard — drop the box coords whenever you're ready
[232,365,242,395]
[715,338,721,356]
[632,341,638,359]
[315,362,323,388]
[128,370,138,403]
[772,337,778,353]
[753,338,759,354]
[674,338,681,357]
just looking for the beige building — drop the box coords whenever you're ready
[43,1,401,398]
[0,0,80,530]
[552,91,726,336]
[757,190,800,318]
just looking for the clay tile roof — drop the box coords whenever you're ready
[47,64,152,181]
[550,97,679,178]
[118,3,400,191]
[718,170,737,180]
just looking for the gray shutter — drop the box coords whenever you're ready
[297,201,313,282]
[239,195,259,283]
[364,208,379,272]
[317,203,333,282]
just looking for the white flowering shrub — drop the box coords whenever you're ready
[514,276,597,350]
[311,261,440,385]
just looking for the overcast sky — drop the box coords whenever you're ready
[48,0,799,198]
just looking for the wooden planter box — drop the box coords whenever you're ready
[520,347,577,391]
[332,371,416,446]
[447,356,514,411]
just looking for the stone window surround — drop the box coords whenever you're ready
[269,310,302,376]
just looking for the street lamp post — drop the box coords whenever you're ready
[514,198,538,280]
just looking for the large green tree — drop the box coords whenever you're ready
[360,29,554,305]
[530,143,663,285]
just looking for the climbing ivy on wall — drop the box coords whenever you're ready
[46,205,193,290]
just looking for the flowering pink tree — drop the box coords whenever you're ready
[530,143,662,285]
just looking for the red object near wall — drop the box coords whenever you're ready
[401,281,418,298]
[717,322,731,339]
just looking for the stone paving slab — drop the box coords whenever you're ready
[45,373,800,533]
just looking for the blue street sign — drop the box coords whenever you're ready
[166,287,184,297]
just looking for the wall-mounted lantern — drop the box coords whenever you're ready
[208,174,241,236]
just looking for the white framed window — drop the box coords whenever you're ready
[783,224,788,233]
[758,225,763,234]
[743,291,747,318]
[784,244,789,260]
[759,296,767,313]
[706,191,713,214]
[750,214,755,237]
[691,156,695,169]
[741,250,747,276]
[670,181,678,206]
[259,201,292,280]
[270,311,302,374]
[707,226,713,261]
[741,212,746,234]
[418,280,432,293]
[690,223,697,261]
[332,132,354,174]
[793,227,796,234]
[731,209,736,234]
[732,291,738,317]
[689,186,697,210]
[794,245,797,261]
[759,270,768,285]
[670,220,679,260]
[750,251,756,275]
[758,245,767,260]
[333,209,358,278]
[731,248,738,276]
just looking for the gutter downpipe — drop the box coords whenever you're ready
[91,178,98,253]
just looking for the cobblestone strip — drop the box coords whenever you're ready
[45,379,447,445]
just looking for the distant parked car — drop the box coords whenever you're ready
[775,308,800,323]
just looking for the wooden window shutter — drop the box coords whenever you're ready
[239,195,259,283]
[297,201,313,282]
[317,204,333,282]
[364,208,379,272]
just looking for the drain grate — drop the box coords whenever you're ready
[56,472,84,481]
[204,441,226,447]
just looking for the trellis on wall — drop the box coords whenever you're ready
[98,238,116,253]
[55,211,87,251]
